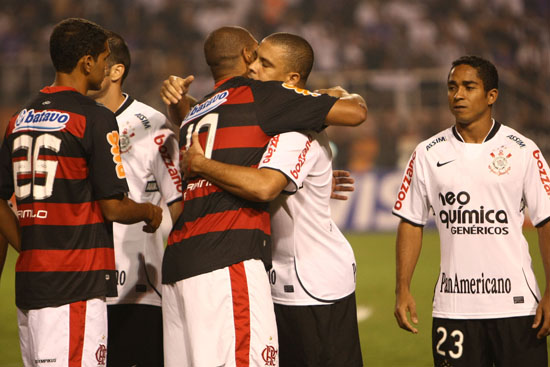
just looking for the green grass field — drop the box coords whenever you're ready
[0,229,547,366]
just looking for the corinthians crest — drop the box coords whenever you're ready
[489,145,512,176]
[119,124,135,153]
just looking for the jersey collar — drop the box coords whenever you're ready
[115,93,134,116]
[40,86,78,94]
[452,119,501,143]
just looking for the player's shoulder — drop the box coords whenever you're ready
[498,123,538,151]
[119,96,170,131]
[414,126,454,158]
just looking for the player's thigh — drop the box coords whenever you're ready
[489,316,548,367]
[18,298,107,367]
[107,304,163,367]
[275,293,362,367]
[432,318,492,367]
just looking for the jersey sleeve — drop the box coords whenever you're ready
[252,81,338,136]
[84,107,129,200]
[151,128,183,205]
[258,132,317,193]
[523,143,550,226]
[392,146,430,226]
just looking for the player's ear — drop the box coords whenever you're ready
[243,46,256,65]
[109,64,125,83]
[487,88,498,106]
[284,72,301,87]
[80,55,94,75]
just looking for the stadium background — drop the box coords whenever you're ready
[0,0,549,365]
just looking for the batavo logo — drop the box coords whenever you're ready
[14,109,70,133]
[106,131,126,179]
[394,151,416,210]
[282,83,321,97]
[533,150,550,198]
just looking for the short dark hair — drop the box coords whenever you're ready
[263,33,314,82]
[50,18,108,73]
[450,56,499,92]
[204,26,257,78]
[107,31,131,85]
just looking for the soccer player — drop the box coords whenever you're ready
[88,32,182,367]
[160,26,366,367]
[393,55,550,367]
[180,32,363,367]
[0,18,162,366]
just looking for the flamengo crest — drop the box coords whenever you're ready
[488,145,511,176]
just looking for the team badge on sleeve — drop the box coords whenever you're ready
[106,131,126,179]
[282,83,321,97]
[488,146,511,176]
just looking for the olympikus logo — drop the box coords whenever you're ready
[183,91,228,126]
[14,109,70,132]
[533,150,550,198]
[394,151,416,211]
[154,134,182,193]
[290,135,313,179]
[262,134,280,163]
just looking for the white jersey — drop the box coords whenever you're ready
[393,121,550,319]
[107,95,182,307]
[259,131,357,306]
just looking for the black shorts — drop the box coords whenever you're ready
[274,292,363,367]
[432,316,548,367]
[107,304,163,367]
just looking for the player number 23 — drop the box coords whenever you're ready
[436,326,464,359]
[12,133,61,200]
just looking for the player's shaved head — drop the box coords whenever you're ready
[262,33,314,82]
[204,26,258,79]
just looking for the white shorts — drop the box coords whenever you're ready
[162,259,278,367]
[18,298,108,367]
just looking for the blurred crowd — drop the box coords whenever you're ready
[1,0,548,169]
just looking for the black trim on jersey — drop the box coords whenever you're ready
[22,223,113,250]
[452,121,501,143]
[391,211,425,227]
[143,261,162,298]
[166,196,183,207]
[522,268,540,303]
[534,216,550,228]
[258,167,297,194]
[115,94,135,117]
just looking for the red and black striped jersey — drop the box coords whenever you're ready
[162,76,338,283]
[0,86,129,310]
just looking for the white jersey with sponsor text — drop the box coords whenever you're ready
[393,121,550,319]
[259,131,357,306]
[107,95,182,307]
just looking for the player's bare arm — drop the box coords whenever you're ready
[395,219,423,334]
[182,132,288,202]
[160,75,196,126]
[331,170,355,200]
[167,201,183,224]
[0,199,21,251]
[99,196,163,233]
[533,220,550,339]
[320,86,368,127]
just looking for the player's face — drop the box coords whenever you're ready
[87,63,113,99]
[248,41,293,84]
[447,64,496,126]
[88,42,111,91]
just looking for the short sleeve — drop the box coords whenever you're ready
[259,132,317,193]
[85,107,129,200]
[252,81,338,136]
[392,147,430,226]
[151,128,183,205]
[523,144,550,227]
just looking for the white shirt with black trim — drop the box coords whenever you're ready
[259,131,357,306]
[393,120,550,319]
[107,94,182,307]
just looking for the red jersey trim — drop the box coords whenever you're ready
[15,247,115,272]
[69,301,86,367]
[225,86,254,105]
[17,201,104,227]
[41,86,79,94]
[230,262,251,366]
[167,207,271,245]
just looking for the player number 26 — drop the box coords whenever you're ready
[436,326,464,359]
[12,133,61,200]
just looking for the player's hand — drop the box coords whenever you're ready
[331,170,355,200]
[532,289,550,339]
[394,289,419,334]
[142,203,163,233]
[161,75,194,105]
[180,132,205,179]
[314,86,349,98]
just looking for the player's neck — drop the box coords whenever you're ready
[52,73,88,95]
[455,117,494,144]
[94,86,125,114]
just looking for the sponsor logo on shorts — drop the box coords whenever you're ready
[34,358,57,364]
[261,345,278,366]
[96,344,107,365]
[14,109,70,132]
